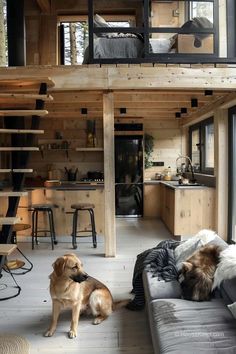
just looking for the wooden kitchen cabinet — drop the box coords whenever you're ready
[160,184,215,236]
[144,183,161,217]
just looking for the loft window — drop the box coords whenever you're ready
[59,17,132,65]
[189,117,214,175]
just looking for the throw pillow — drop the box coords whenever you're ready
[94,14,110,37]
[212,244,236,290]
[175,237,203,271]
[194,229,217,244]
[227,302,236,319]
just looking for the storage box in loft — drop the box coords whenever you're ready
[177,34,214,54]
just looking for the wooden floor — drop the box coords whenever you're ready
[0,218,172,353]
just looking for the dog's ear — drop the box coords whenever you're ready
[182,261,193,272]
[53,257,66,277]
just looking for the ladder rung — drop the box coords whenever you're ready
[0,217,21,225]
[0,93,53,101]
[0,110,48,117]
[0,169,33,173]
[13,169,33,173]
[0,129,44,134]
[0,147,39,151]
[0,244,17,256]
[0,77,55,90]
[0,191,28,197]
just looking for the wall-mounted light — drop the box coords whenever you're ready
[120,107,126,114]
[204,90,213,96]
[191,98,198,108]
[180,107,187,114]
[81,108,88,115]
[175,112,181,119]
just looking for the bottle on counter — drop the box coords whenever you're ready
[163,166,172,181]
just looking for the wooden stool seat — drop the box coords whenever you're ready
[29,204,57,210]
[71,203,95,210]
[13,223,31,232]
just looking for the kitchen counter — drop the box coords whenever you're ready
[25,182,104,190]
[144,180,209,189]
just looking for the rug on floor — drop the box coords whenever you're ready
[0,334,30,354]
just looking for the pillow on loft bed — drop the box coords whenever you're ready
[93,14,143,40]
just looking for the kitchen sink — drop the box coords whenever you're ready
[172,182,203,187]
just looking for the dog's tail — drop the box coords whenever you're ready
[112,299,130,311]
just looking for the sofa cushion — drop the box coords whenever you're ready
[149,298,236,354]
[220,277,236,304]
[143,269,181,302]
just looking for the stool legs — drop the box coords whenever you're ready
[31,208,57,250]
[72,209,78,249]
[71,208,97,249]
[88,208,97,248]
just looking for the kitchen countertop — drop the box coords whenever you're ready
[25,182,104,190]
[144,180,210,189]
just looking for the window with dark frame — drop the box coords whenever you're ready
[189,117,214,175]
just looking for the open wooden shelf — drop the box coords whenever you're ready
[75,147,104,151]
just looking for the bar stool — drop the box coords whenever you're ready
[29,204,58,250]
[71,203,97,249]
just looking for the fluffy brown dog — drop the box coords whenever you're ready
[180,244,221,301]
[44,253,129,339]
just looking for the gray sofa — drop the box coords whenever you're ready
[143,236,236,354]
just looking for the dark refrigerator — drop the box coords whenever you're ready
[115,135,143,217]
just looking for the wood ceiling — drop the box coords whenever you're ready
[0,88,232,123]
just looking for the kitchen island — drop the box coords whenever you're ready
[4,183,105,238]
[144,180,215,237]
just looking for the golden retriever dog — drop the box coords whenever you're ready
[44,253,129,339]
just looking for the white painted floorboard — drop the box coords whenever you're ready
[0,218,172,354]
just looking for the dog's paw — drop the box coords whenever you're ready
[44,330,54,337]
[68,330,77,339]
[93,317,103,325]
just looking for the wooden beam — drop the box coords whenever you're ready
[0,67,236,91]
[214,108,228,241]
[0,110,48,116]
[36,0,51,13]
[103,91,116,257]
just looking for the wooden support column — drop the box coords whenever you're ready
[103,91,116,257]
[214,108,228,240]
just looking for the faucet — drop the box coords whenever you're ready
[176,155,196,183]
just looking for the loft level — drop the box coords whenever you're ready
[0,110,48,116]
[0,129,44,134]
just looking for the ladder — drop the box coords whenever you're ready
[0,78,54,272]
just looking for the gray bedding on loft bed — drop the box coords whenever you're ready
[83,36,144,63]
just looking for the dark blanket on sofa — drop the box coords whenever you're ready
[127,239,180,310]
